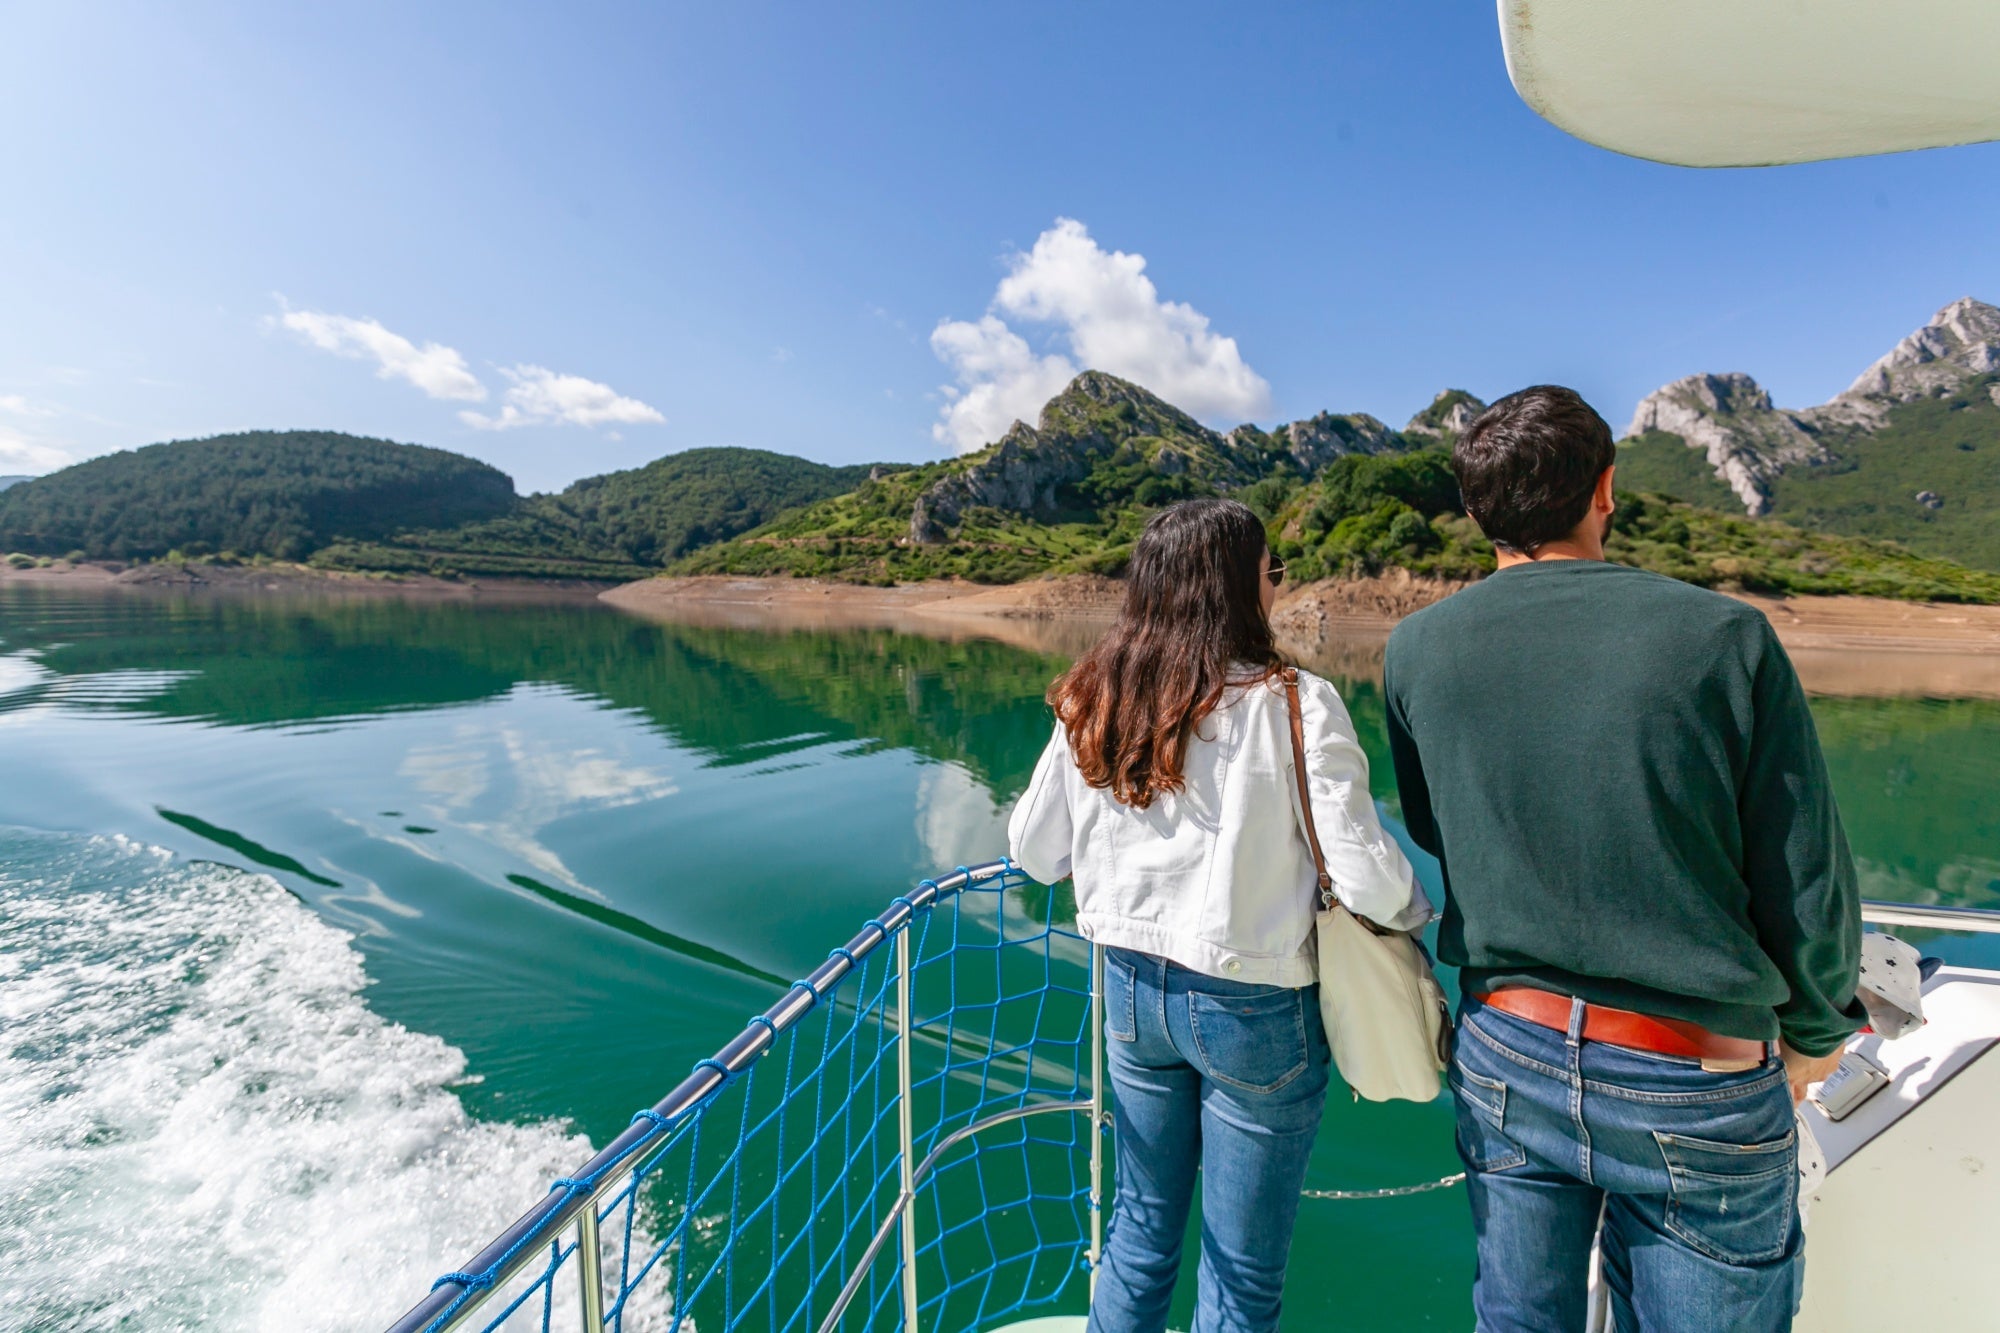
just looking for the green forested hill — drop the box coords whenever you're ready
[1757,380,2000,571]
[0,435,885,579]
[1613,431,1742,510]
[1261,448,2000,603]
[0,431,515,560]
[11,362,1999,604]
[315,447,884,579]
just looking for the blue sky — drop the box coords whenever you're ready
[3,2,1997,493]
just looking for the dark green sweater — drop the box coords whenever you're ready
[1384,560,1864,1057]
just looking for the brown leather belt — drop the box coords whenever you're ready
[1473,988,1771,1064]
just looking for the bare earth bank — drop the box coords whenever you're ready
[0,560,609,602]
[597,575,1127,657]
[607,573,2000,698]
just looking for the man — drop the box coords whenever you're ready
[1384,385,1863,1332]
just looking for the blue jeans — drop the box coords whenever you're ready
[1452,995,1804,1333]
[1088,947,1330,1333]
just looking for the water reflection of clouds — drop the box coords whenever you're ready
[396,690,679,894]
[914,760,1011,870]
[0,652,51,695]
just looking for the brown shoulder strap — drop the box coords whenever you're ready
[1282,667,1334,905]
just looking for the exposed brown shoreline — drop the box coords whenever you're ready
[607,573,2000,698]
[8,561,2000,697]
[0,559,610,602]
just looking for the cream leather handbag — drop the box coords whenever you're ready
[1283,668,1450,1103]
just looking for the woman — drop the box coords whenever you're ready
[1008,497,1430,1333]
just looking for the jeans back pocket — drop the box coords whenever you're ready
[1653,1130,1798,1265]
[1103,951,1138,1043]
[1187,986,1307,1093]
[1449,1062,1528,1172]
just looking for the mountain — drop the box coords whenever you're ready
[1403,389,1488,439]
[0,475,30,492]
[0,431,514,561]
[316,447,883,580]
[676,371,1999,602]
[11,321,1998,605]
[679,372,1423,585]
[1616,298,2000,570]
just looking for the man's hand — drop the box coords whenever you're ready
[1780,1040,1846,1105]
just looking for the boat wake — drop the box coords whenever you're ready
[0,827,649,1333]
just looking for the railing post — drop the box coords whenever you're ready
[577,1202,606,1331]
[1088,942,1104,1298]
[896,927,920,1329]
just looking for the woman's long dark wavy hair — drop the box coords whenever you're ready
[1049,498,1283,808]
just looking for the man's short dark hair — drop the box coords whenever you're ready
[1452,385,1615,553]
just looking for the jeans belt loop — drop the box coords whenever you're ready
[1565,995,1587,1047]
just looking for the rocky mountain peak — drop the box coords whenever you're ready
[1034,370,1212,442]
[1404,389,1488,438]
[1625,372,1776,435]
[909,371,1230,543]
[1625,372,1824,516]
[1277,411,1398,471]
[1840,297,2000,406]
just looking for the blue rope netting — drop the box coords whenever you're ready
[413,861,1095,1333]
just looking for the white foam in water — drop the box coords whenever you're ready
[0,830,669,1333]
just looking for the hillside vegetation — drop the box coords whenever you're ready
[0,436,884,581]
[679,373,2000,604]
[1261,448,2000,601]
[1755,379,1999,571]
[317,447,881,580]
[678,372,1381,585]
[0,431,514,561]
[9,345,2000,606]
[1614,431,1742,511]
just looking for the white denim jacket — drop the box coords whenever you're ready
[1007,669,1432,987]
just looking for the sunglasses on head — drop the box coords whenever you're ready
[1266,559,1287,588]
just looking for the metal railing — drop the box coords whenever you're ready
[1861,900,2000,935]
[385,859,1100,1333]
[383,880,2000,1333]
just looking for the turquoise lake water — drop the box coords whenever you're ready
[2,585,1996,1331]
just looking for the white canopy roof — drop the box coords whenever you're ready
[1499,0,2000,166]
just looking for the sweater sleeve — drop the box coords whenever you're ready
[1007,722,1074,885]
[1299,675,1433,932]
[1739,626,1866,1057]
[1383,636,1441,860]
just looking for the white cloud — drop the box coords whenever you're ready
[0,395,55,418]
[930,217,1271,453]
[275,308,487,402]
[0,426,72,473]
[930,316,1077,453]
[458,365,664,432]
